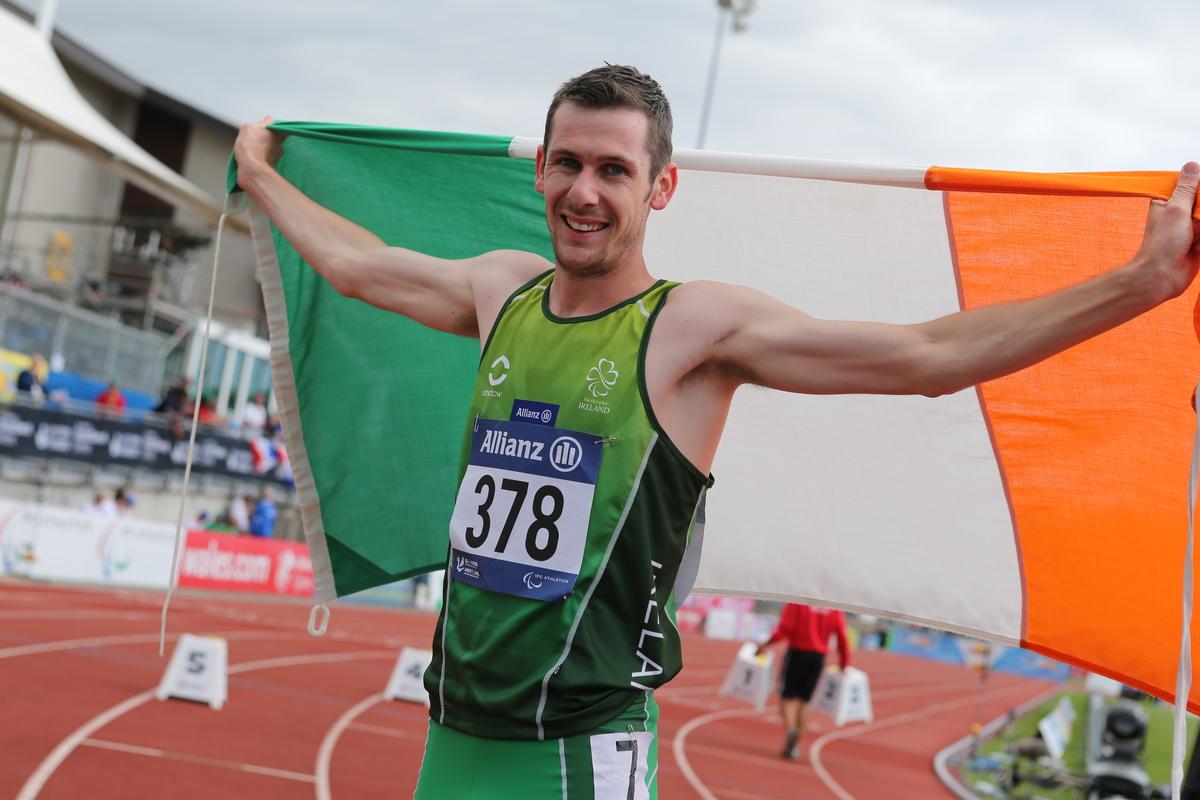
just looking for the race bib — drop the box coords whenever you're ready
[449,416,602,601]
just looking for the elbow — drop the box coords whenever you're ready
[915,368,970,399]
[909,339,969,398]
[321,253,361,298]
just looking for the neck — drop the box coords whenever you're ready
[548,260,655,317]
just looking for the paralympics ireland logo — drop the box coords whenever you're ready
[586,358,619,398]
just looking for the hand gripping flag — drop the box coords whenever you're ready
[230,123,1200,717]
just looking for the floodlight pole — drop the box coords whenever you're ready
[695,1,730,150]
[696,0,754,150]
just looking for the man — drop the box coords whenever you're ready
[95,381,126,417]
[15,353,45,400]
[242,392,268,437]
[235,65,1198,798]
[756,603,850,760]
[249,487,277,538]
[154,377,191,438]
[229,493,252,534]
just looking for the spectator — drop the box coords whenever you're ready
[229,494,251,534]
[84,491,118,517]
[95,381,126,417]
[155,378,191,438]
[114,488,135,515]
[249,487,277,538]
[242,392,268,437]
[155,377,191,415]
[15,353,46,400]
[197,394,224,427]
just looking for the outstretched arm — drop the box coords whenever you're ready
[234,118,544,338]
[707,164,1200,397]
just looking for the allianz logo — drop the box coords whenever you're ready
[480,429,544,461]
[481,430,583,473]
[514,406,553,424]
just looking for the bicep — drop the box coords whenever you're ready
[344,246,480,336]
[709,287,938,396]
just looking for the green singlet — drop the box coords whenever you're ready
[421,270,712,781]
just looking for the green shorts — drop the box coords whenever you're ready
[414,693,660,799]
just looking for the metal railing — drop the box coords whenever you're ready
[0,282,169,397]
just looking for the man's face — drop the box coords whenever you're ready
[536,103,675,276]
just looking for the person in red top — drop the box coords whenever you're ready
[756,603,851,760]
[94,381,126,417]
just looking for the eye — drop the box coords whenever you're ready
[555,157,581,170]
[602,164,628,177]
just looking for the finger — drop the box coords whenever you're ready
[1170,161,1199,207]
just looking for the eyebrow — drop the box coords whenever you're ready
[549,148,637,170]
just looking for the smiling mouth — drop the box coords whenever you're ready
[562,215,608,233]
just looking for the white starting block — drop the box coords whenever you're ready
[156,634,228,710]
[813,666,873,727]
[384,647,433,705]
[718,642,775,710]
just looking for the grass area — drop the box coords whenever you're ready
[1143,699,1197,786]
[961,691,1088,799]
[958,689,1195,799]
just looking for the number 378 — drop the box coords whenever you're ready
[464,476,565,562]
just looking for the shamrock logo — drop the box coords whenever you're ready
[586,358,619,398]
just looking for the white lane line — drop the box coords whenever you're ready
[17,692,155,800]
[672,705,773,800]
[315,694,388,800]
[16,649,393,800]
[0,611,160,620]
[808,681,1039,800]
[81,738,316,783]
[348,721,427,741]
[684,740,816,774]
[0,630,303,661]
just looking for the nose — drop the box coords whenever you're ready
[565,167,600,209]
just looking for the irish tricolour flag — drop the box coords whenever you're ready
[232,122,1200,712]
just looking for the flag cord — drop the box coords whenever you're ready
[158,210,226,656]
[1172,379,1200,799]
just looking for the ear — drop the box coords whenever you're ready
[535,144,546,195]
[649,162,678,211]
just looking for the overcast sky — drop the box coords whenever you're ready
[15,0,1200,172]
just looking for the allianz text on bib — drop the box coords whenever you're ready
[449,402,602,601]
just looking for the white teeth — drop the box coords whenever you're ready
[565,218,605,233]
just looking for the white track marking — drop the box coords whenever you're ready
[684,740,816,773]
[16,650,392,800]
[81,738,316,782]
[0,611,160,620]
[227,651,391,675]
[808,681,1038,800]
[0,630,302,661]
[348,721,427,741]
[315,694,387,800]
[672,705,773,800]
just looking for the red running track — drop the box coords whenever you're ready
[0,578,1054,799]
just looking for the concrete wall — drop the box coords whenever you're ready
[1,64,137,287]
[176,122,259,332]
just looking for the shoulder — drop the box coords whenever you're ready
[470,249,552,298]
[659,279,778,320]
[653,279,776,347]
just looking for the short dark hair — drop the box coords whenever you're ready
[544,64,674,177]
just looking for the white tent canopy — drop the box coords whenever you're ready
[0,5,227,225]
